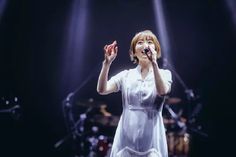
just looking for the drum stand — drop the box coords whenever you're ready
[164,104,187,134]
[54,63,101,157]
[54,93,98,157]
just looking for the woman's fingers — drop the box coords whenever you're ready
[103,41,118,64]
[147,46,157,61]
[112,40,117,46]
[149,46,157,55]
[104,45,108,53]
[111,41,118,54]
[104,40,118,56]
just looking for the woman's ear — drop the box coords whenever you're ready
[129,50,133,56]
[129,50,134,61]
[129,50,138,64]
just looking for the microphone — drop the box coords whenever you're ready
[143,48,150,55]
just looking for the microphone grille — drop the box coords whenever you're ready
[144,48,149,53]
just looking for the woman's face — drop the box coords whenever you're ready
[134,36,155,62]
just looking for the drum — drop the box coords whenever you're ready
[86,135,112,157]
[166,132,190,157]
[96,135,112,157]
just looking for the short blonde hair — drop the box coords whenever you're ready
[129,30,161,63]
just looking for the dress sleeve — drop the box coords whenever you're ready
[108,70,128,92]
[161,69,172,93]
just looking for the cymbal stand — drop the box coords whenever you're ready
[163,58,195,102]
[54,62,101,156]
[163,58,208,138]
[0,105,21,120]
[54,101,93,149]
[0,105,20,113]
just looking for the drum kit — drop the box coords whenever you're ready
[55,96,194,157]
[55,98,118,157]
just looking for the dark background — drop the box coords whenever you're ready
[0,0,235,157]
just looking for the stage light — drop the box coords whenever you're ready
[152,0,172,66]
[61,0,90,91]
[0,0,7,22]
[225,0,236,29]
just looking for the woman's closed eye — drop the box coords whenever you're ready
[137,41,144,45]
[147,40,154,44]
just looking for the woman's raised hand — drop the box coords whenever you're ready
[103,40,118,64]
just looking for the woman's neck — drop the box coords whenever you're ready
[139,61,151,71]
[139,61,152,80]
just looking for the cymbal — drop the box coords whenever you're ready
[166,97,181,104]
[100,105,112,116]
[76,98,105,108]
[163,118,175,124]
[92,114,120,127]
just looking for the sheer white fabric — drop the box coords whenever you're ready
[108,65,172,157]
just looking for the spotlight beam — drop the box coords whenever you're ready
[152,0,172,65]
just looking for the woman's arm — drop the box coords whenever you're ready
[97,41,118,95]
[152,62,170,96]
[147,46,171,96]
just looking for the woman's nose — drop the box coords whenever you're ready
[143,42,148,48]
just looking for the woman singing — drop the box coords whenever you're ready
[97,30,172,157]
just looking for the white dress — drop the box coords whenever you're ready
[108,65,172,157]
